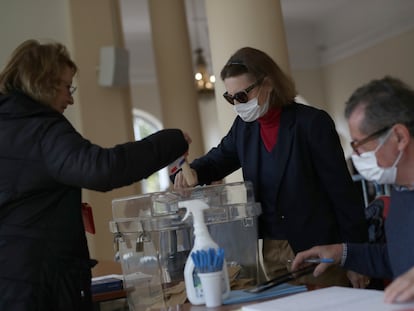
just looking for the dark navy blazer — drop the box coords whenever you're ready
[192,102,367,253]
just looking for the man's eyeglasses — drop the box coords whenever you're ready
[223,79,262,105]
[350,126,392,156]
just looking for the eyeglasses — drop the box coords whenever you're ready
[350,125,392,156]
[69,85,77,95]
[223,79,262,105]
[59,80,77,95]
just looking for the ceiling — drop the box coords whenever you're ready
[120,0,414,83]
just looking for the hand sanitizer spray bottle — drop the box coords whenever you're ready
[179,199,231,305]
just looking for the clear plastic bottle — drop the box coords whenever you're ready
[179,199,231,305]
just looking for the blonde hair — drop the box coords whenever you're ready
[0,39,77,106]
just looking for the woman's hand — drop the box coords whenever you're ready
[173,167,198,189]
[384,266,414,303]
[174,131,197,188]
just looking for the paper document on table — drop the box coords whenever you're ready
[242,286,414,311]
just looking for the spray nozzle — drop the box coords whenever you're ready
[178,199,210,222]
[179,199,218,250]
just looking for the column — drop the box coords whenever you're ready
[148,0,205,160]
[69,0,138,261]
[205,0,290,132]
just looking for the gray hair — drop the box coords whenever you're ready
[344,76,414,136]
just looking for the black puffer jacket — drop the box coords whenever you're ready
[0,92,188,310]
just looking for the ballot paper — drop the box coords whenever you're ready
[242,286,414,311]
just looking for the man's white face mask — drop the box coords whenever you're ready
[351,129,403,184]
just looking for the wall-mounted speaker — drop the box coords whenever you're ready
[98,46,129,87]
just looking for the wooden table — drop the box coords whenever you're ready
[168,300,267,311]
[92,289,127,303]
[92,289,127,311]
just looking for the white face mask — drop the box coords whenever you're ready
[351,130,402,184]
[234,97,269,122]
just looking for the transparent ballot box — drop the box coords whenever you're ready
[110,181,262,310]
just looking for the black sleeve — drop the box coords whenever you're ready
[42,119,188,191]
[345,243,393,278]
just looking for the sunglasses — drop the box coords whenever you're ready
[223,78,263,105]
[350,125,392,156]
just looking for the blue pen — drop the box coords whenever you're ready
[304,258,334,264]
[287,258,334,264]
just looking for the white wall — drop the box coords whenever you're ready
[197,93,221,151]
[290,28,414,157]
[291,68,327,110]
[129,82,162,120]
[322,28,414,157]
[0,1,71,63]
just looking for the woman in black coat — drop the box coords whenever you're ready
[0,39,189,311]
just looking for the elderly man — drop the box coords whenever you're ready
[292,76,414,303]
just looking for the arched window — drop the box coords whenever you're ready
[132,109,170,193]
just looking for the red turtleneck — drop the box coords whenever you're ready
[258,107,282,152]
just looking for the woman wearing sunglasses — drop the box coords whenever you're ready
[174,47,369,288]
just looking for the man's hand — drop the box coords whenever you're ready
[347,270,370,288]
[291,244,342,277]
[384,266,414,303]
